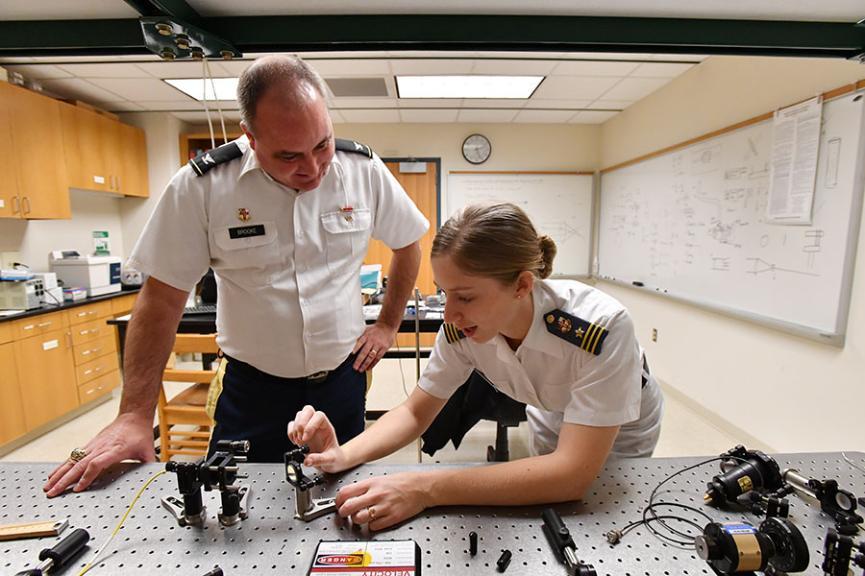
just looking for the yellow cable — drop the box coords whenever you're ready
[77,469,167,576]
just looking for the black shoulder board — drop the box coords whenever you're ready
[335,138,373,159]
[189,141,243,176]
[441,323,465,344]
[544,309,609,356]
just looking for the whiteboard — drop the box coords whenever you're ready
[446,172,593,277]
[598,91,865,343]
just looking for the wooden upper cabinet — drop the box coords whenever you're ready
[60,103,114,192]
[60,102,149,198]
[0,82,70,219]
[0,91,21,219]
[116,121,149,197]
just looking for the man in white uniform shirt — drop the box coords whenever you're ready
[44,55,429,497]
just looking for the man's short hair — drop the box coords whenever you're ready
[237,55,328,132]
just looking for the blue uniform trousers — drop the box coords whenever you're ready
[208,353,366,462]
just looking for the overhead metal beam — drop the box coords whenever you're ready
[0,15,862,59]
[122,0,202,26]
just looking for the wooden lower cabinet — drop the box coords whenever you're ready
[0,342,26,445]
[77,369,120,405]
[14,328,79,431]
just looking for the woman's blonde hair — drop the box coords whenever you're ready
[432,203,557,284]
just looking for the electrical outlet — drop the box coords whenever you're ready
[0,251,21,269]
[651,328,658,342]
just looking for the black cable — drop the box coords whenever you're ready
[608,454,768,549]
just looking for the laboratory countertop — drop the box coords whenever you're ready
[0,286,141,324]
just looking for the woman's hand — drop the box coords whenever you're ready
[335,472,433,530]
[287,405,350,473]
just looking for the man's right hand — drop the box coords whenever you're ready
[287,405,350,473]
[43,413,156,497]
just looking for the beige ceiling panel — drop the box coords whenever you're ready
[40,78,124,104]
[600,77,671,100]
[390,59,474,75]
[457,109,519,123]
[399,109,459,122]
[103,101,147,112]
[2,64,72,79]
[550,60,640,76]
[1,0,139,19]
[587,99,632,110]
[310,59,391,75]
[470,59,558,75]
[631,62,696,77]
[524,98,591,109]
[532,75,619,100]
[338,109,401,123]
[87,78,193,101]
[172,110,242,123]
[570,110,619,124]
[141,100,236,111]
[397,98,461,108]
[56,63,151,78]
[513,109,578,123]
[135,61,234,78]
[330,97,397,108]
[461,98,526,108]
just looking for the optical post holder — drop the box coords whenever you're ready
[284,446,337,521]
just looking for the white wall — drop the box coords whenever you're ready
[0,190,125,272]
[598,56,865,452]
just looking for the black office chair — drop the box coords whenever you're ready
[421,370,527,462]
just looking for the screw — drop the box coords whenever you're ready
[469,531,477,556]
[496,549,512,572]
[155,22,173,36]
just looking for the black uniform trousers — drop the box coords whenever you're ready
[208,353,366,462]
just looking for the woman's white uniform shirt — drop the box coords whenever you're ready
[418,279,663,458]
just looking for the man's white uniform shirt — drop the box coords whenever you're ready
[129,136,429,378]
[418,279,663,457]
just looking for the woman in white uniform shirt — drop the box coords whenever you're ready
[289,203,663,530]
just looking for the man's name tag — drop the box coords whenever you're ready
[228,224,266,239]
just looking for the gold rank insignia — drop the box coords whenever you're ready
[442,322,466,344]
[237,208,251,222]
[543,308,609,356]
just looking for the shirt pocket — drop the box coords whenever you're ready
[320,208,372,270]
[213,220,281,285]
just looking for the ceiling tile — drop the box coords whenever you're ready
[141,100,236,111]
[2,64,72,79]
[524,98,591,109]
[457,109,518,123]
[470,59,558,75]
[56,63,151,78]
[338,109,400,123]
[630,62,696,77]
[390,59,474,75]
[330,97,397,108]
[513,109,578,123]
[550,60,640,76]
[40,78,125,104]
[571,110,619,124]
[588,99,632,110]
[103,101,147,112]
[397,98,460,108]
[600,77,671,100]
[216,59,258,76]
[399,109,459,122]
[310,59,391,75]
[532,76,620,100]
[460,98,525,108]
[172,110,242,123]
[135,61,234,79]
[86,78,194,101]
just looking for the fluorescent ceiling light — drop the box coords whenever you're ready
[165,77,239,101]
[396,75,543,99]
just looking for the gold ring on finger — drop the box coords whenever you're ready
[69,447,88,462]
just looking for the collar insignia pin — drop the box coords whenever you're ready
[237,208,250,222]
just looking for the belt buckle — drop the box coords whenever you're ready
[307,370,329,384]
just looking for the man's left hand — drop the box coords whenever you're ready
[352,322,397,371]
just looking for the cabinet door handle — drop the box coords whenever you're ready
[37,321,53,328]
[11,196,20,214]
[94,366,103,373]
[77,311,88,317]
[22,196,31,215]
[23,324,35,331]
[116,175,121,192]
